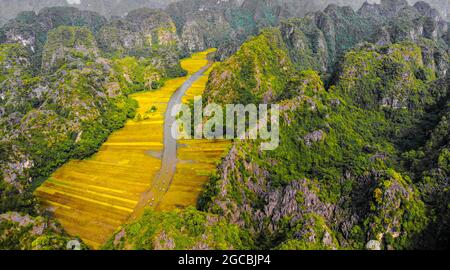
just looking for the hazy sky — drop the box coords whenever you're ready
[0,0,448,25]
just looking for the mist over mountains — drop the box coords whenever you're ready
[0,0,448,26]
[0,0,177,25]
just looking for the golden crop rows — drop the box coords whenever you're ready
[35,50,216,249]
[157,55,232,211]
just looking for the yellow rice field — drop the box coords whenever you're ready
[156,139,230,211]
[157,60,231,211]
[35,50,214,249]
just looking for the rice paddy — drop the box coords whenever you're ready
[35,49,217,249]
[156,139,230,211]
[157,60,231,211]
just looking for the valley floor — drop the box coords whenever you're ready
[34,49,227,249]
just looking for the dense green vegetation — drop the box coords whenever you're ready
[107,0,449,251]
[104,207,253,250]
[201,66,430,249]
[205,28,294,105]
[41,26,99,73]
[0,7,107,69]
[0,212,88,250]
[199,17,448,249]
[0,11,189,248]
[1,0,449,250]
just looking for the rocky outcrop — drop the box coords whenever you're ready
[278,3,373,73]
[0,43,32,80]
[0,6,184,75]
[97,8,184,77]
[203,137,427,249]
[202,71,334,246]
[0,38,143,191]
[359,0,448,43]
[165,0,449,61]
[167,0,241,53]
[1,1,448,29]
[204,28,294,105]
[41,26,99,72]
[0,211,78,250]
[0,7,106,68]
[303,130,326,147]
[71,0,177,18]
[105,208,249,250]
[200,24,443,248]
[0,6,189,204]
[0,0,178,26]
[195,0,449,77]
[2,1,446,63]
[280,18,329,73]
[203,0,450,99]
[279,0,448,74]
[98,8,179,54]
[336,42,448,110]
[0,0,68,27]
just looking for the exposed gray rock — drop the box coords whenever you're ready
[153,231,176,250]
[0,212,54,237]
[366,240,382,250]
[303,130,326,146]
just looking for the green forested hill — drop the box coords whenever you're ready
[106,1,448,251]
[196,4,449,249]
[0,0,449,250]
[0,7,186,249]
